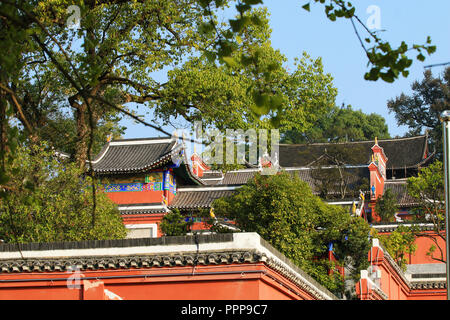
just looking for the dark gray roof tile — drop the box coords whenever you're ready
[91,138,180,174]
[383,180,419,208]
[169,187,237,209]
[279,135,432,169]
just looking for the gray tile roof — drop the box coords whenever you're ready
[0,233,338,300]
[407,263,446,277]
[0,251,267,273]
[286,167,369,199]
[278,135,432,169]
[220,170,258,185]
[91,138,180,174]
[169,187,238,209]
[383,180,419,208]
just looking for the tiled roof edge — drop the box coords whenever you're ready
[0,234,233,253]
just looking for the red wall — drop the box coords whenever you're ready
[356,240,446,300]
[0,264,321,300]
[122,213,165,237]
[408,232,446,264]
[377,230,446,265]
[107,190,164,204]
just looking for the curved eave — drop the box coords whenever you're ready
[92,154,174,175]
[92,144,184,175]
[173,150,206,186]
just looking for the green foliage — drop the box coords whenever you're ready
[281,105,390,144]
[407,161,446,262]
[160,210,193,236]
[408,161,444,223]
[387,67,450,159]
[160,8,337,135]
[374,189,398,223]
[212,171,371,294]
[0,143,127,243]
[375,225,418,271]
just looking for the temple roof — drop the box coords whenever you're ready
[278,135,433,169]
[90,137,204,185]
[91,138,179,174]
[170,186,238,210]
[118,203,169,215]
[198,167,368,199]
[383,180,419,208]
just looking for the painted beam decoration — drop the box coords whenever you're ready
[104,183,144,192]
[104,171,164,192]
[104,182,165,192]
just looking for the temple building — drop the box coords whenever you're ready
[87,132,446,300]
[0,132,446,300]
[88,134,434,236]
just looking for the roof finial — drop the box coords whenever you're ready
[375,136,378,145]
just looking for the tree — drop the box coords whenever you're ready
[281,105,390,144]
[0,0,437,244]
[373,225,417,271]
[0,0,434,169]
[160,209,193,236]
[387,67,450,158]
[212,171,371,295]
[374,188,398,223]
[0,143,127,243]
[407,160,446,263]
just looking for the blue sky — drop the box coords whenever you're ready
[121,0,450,139]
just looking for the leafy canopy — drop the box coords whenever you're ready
[407,161,446,263]
[281,105,390,144]
[0,143,127,243]
[160,209,194,237]
[212,171,371,294]
[387,67,450,159]
[374,188,398,223]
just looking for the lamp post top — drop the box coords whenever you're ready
[441,110,450,121]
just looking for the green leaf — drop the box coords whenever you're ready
[222,56,238,68]
[302,3,311,12]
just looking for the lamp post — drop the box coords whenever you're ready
[441,110,450,300]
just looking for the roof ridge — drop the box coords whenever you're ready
[109,137,174,146]
[111,136,173,142]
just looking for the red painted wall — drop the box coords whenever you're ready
[122,213,165,237]
[356,241,446,300]
[377,230,446,265]
[408,232,446,264]
[107,190,164,204]
[0,264,321,300]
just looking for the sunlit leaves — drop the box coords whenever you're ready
[212,171,371,294]
[0,143,127,243]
